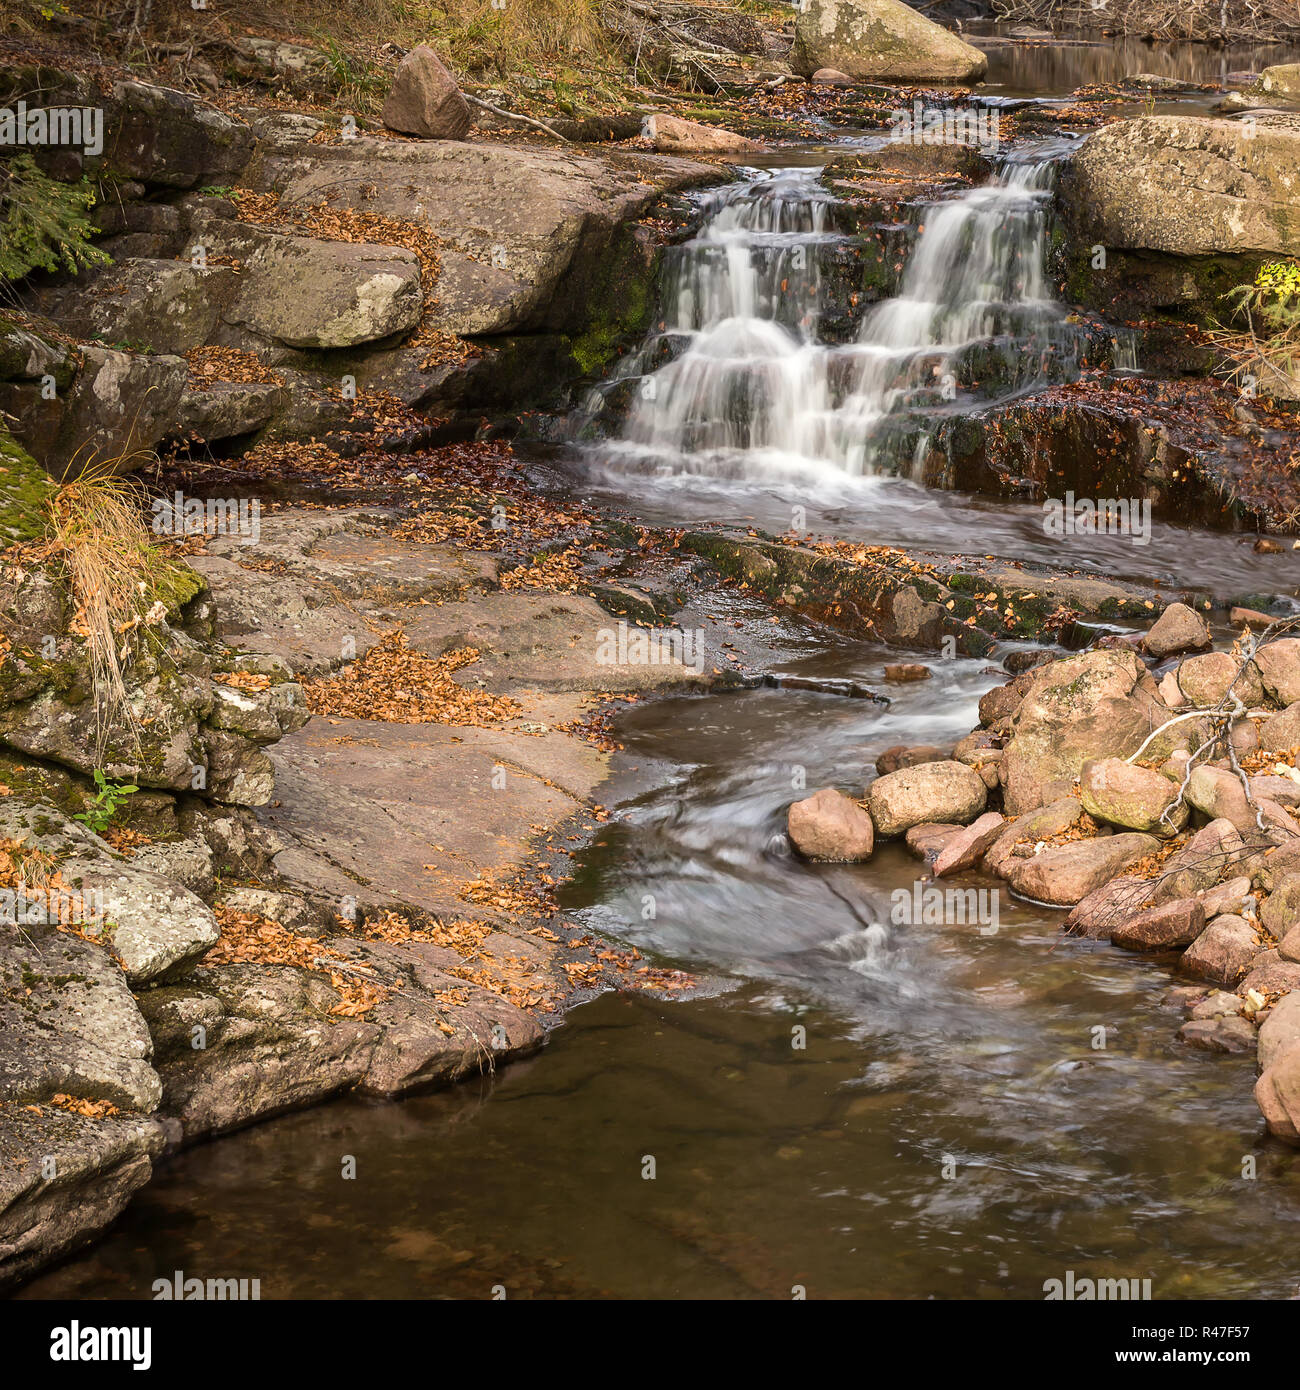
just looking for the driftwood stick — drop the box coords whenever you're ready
[464,93,570,143]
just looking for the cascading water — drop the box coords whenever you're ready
[582,149,1132,484]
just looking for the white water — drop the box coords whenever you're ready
[585,154,1132,485]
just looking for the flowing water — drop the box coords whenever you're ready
[20,47,1300,1301]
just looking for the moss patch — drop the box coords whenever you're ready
[0,428,55,546]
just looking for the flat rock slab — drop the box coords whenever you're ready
[266,709,607,918]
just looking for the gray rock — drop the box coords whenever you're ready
[867,760,986,837]
[0,1107,163,1290]
[0,802,219,985]
[0,920,161,1110]
[791,0,988,82]
[1066,114,1300,256]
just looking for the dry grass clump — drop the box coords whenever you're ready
[41,464,163,751]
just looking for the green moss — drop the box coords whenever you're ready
[567,228,657,379]
[0,427,55,545]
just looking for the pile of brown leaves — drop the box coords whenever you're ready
[208,905,387,1017]
[305,630,521,727]
[184,346,284,392]
[499,547,584,593]
[50,1094,119,1119]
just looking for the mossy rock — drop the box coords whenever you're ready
[0,428,55,546]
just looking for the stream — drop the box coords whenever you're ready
[21,37,1300,1301]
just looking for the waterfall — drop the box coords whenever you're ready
[582,153,1129,484]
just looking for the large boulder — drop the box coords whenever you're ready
[867,760,986,836]
[1254,639,1300,707]
[1256,1050,1300,1145]
[1110,898,1205,951]
[787,788,874,861]
[791,0,988,83]
[0,1108,163,1290]
[1251,63,1300,104]
[1261,702,1300,753]
[381,45,473,140]
[100,79,254,187]
[1180,914,1259,986]
[1174,652,1263,708]
[1066,114,1300,256]
[249,138,717,338]
[1258,991,1300,1072]
[999,648,1164,815]
[0,920,161,1111]
[1079,756,1187,836]
[190,216,425,350]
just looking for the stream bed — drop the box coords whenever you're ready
[19,38,1300,1300]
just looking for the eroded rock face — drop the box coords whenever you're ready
[787,788,874,861]
[867,760,986,836]
[1066,114,1300,256]
[0,920,161,1110]
[791,0,988,82]
[0,345,188,479]
[381,45,473,140]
